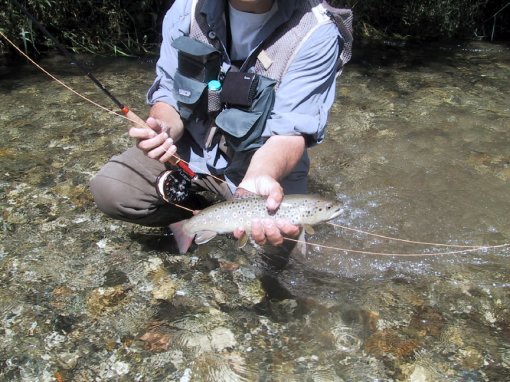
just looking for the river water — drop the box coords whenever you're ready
[1,41,509,381]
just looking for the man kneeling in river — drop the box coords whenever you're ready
[90,0,351,253]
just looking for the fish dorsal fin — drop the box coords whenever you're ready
[233,187,263,200]
[303,224,315,235]
[194,230,218,245]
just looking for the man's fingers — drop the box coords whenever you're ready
[276,219,301,238]
[159,140,177,163]
[129,126,157,140]
[235,218,299,247]
[137,132,168,153]
[130,118,177,162]
[250,220,266,245]
[249,219,285,246]
[145,116,158,129]
[145,137,175,161]
[262,219,284,246]
[146,117,166,133]
[265,183,283,213]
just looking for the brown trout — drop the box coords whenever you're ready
[170,194,343,253]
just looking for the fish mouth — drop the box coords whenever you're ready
[329,207,344,220]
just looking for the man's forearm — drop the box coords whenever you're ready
[235,134,305,243]
[244,135,306,181]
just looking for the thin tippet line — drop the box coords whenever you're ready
[170,203,195,213]
[283,237,510,257]
[327,222,483,248]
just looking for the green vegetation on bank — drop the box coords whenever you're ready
[1,0,509,56]
[1,0,170,56]
[348,0,509,42]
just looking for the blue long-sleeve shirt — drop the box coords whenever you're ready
[147,0,341,146]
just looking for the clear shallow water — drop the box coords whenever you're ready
[0,41,509,381]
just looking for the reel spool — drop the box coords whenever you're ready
[156,168,193,203]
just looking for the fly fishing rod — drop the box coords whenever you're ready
[9,0,197,199]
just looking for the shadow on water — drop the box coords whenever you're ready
[1,40,510,380]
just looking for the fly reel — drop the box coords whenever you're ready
[156,168,193,204]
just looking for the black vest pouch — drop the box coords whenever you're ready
[215,75,276,152]
[171,36,221,120]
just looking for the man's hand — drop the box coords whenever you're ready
[128,102,184,163]
[232,136,305,247]
[236,175,283,213]
[233,175,300,246]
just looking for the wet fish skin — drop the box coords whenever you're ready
[183,194,343,242]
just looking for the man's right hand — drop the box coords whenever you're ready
[128,102,184,164]
[129,117,178,163]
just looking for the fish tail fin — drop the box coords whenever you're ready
[169,220,194,254]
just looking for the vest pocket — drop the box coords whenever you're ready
[215,108,263,152]
[173,71,207,119]
[171,36,221,120]
[215,75,276,152]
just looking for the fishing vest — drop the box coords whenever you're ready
[172,0,353,182]
[189,0,353,84]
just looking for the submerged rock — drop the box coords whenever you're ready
[150,270,177,302]
[86,285,131,316]
[364,329,421,358]
[57,351,80,370]
[210,327,237,352]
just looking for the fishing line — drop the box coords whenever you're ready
[283,237,510,257]
[1,31,131,122]
[0,30,227,186]
[327,222,485,248]
[173,204,196,213]
[9,0,125,109]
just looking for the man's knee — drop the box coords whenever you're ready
[89,173,131,220]
[90,170,190,226]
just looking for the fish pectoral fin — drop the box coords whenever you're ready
[194,230,218,245]
[237,232,249,249]
[303,224,315,235]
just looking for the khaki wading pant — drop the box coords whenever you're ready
[89,147,233,227]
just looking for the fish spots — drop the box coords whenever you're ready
[185,195,342,237]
